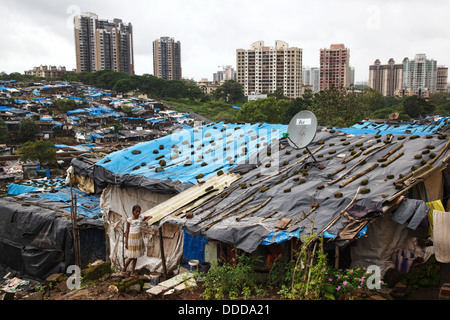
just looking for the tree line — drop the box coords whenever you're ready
[3,70,450,129]
[235,87,450,127]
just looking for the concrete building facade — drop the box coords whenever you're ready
[402,54,437,94]
[368,58,403,96]
[153,37,182,81]
[213,65,236,83]
[319,44,350,90]
[436,65,448,93]
[236,40,303,99]
[302,67,320,93]
[74,12,134,75]
[25,65,75,78]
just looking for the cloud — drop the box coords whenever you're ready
[0,0,449,83]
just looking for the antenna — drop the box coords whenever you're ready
[283,110,318,162]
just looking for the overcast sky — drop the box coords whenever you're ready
[1,0,449,83]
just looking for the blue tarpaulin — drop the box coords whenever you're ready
[183,231,209,263]
[261,229,302,245]
[97,122,288,186]
[338,117,450,136]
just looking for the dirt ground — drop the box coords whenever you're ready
[2,258,449,301]
[4,263,447,301]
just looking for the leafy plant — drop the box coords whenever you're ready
[323,266,385,299]
[200,250,261,300]
[18,140,57,166]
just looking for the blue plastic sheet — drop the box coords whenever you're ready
[7,184,40,195]
[183,231,208,263]
[339,117,450,136]
[97,122,288,185]
[261,229,302,245]
[37,187,102,219]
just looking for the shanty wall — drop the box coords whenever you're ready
[100,184,183,273]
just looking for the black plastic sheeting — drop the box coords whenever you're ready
[0,197,105,281]
[172,130,448,253]
[71,157,193,195]
[94,164,193,194]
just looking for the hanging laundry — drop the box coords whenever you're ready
[432,210,450,263]
[426,200,446,236]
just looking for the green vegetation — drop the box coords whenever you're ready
[2,70,450,126]
[18,140,57,166]
[397,255,440,292]
[17,118,40,142]
[197,237,386,300]
[0,119,9,143]
[200,250,266,300]
[162,98,240,123]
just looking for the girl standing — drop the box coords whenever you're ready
[122,205,152,277]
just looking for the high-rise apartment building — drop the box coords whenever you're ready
[302,67,320,93]
[348,66,355,87]
[153,37,182,81]
[319,44,350,90]
[236,40,302,99]
[368,58,403,96]
[74,12,134,75]
[213,65,236,83]
[402,54,437,94]
[436,66,448,93]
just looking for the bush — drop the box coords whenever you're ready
[200,251,261,300]
[18,140,57,166]
[323,266,385,299]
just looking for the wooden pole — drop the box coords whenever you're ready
[335,244,340,269]
[74,195,81,267]
[159,226,168,279]
[70,173,81,268]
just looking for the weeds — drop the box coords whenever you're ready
[199,238,386,300]
[200,250,262,300]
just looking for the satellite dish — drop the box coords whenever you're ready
[285,110,318,162]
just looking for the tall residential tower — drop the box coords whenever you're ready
[153,37,182,81]
[236,40,303,99]
[368,58,403,96]
[319,44,350,90]
[402,54,437,94]
[74,12,134,75]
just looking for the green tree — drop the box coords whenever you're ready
[18,140,57,166]
[268,88,288,100]
[281,92,313,124]
[308,87,360,127]
[429,93,450,116]
[139,74,168,98]
[52,99,79,112]
[358,87,384,115]
[214,80,246,104]
[0,118,9,143]
[113,77,137,93]
[235,97,288,123]
[18,118,40,142]
[403,95,435,118]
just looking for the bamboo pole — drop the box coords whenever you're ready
[159,227,168,279]
[235,197,272,221]
[328,143,390,186]
[339,163,379,188]
[250,145,324,187]
[193,195,256,235]
[381,151,403,167]
[285,206,317,229]
[305,187,361,248]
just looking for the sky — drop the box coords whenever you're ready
[1,0,450,83]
